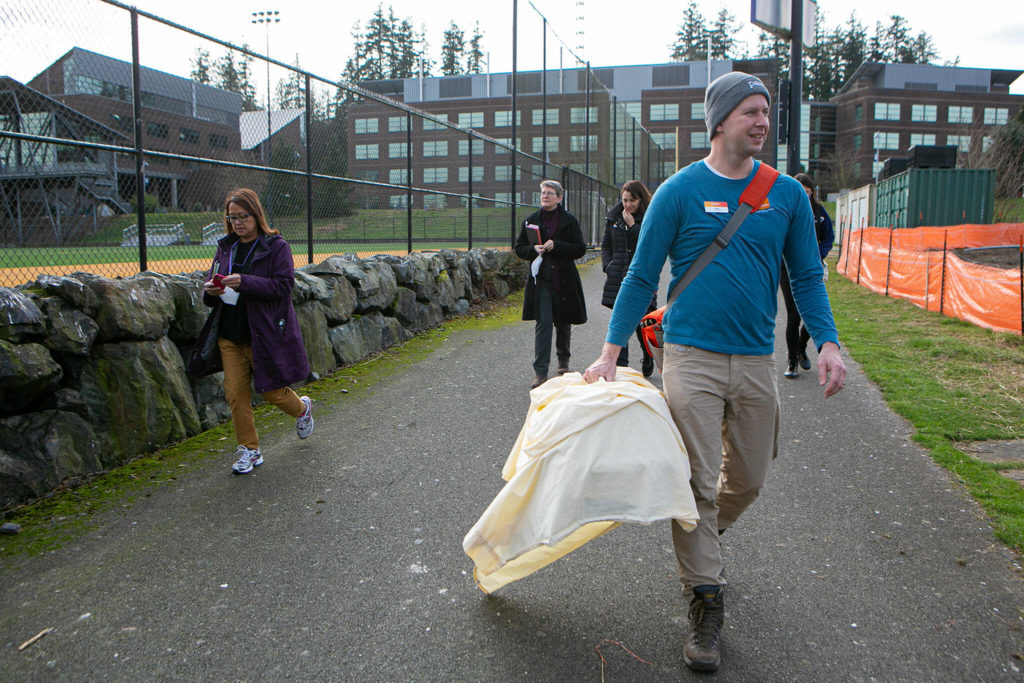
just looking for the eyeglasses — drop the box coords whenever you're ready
[225,213,251,223]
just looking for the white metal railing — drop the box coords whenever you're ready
[120,222,185,247]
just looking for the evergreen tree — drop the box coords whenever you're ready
[670,2,708,62]
[275,55,305,110]
[708,6,738,60]
[466,23,485,74]
[440,22,465,76]
[342,6,427,82]
[190,48,212,84]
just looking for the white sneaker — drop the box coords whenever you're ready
[296,396,314,439]
[232,445,263,474]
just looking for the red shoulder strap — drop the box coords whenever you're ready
[738,162,780,210]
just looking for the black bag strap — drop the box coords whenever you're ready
[664,162,780,307]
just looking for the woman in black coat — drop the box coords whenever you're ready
[514,179,587,389]
[601,179,656,376]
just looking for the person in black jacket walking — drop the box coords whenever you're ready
[780,172,835,378]
[601,179,657,376]
[514,179,588,389]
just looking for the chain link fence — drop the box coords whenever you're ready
[0,0,669,287]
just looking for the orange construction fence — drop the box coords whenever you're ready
[837,223,1024,335]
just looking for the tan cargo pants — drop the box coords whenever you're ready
[661,343,780,601]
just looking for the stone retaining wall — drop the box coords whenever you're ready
[0,249,526,509]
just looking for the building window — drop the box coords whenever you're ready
[531,136,559,153]
[354,118,379,134]
[423,194,446,209]
[495,192,513,204]
[873,103,900,121]
[982,136,994,152]
[494,165,521,181]
[690,102,705,120]
[984,107,1009,125]
[388,142,407,158]
[947,106,973,124]
[661,161,677,177]
[493,137,520,154]
[355,144,379,160]
[423,114,448,131]
[494,111,521,127]
[389,168,408,184]
[458,166,485,182]
[531,108,559,126]
[623,102,642,119]
[569,107,598,124]
[457,112,484,128]
[358,169,379,182]
[458,139,485,156]
[854,104,863,121]
[650,132,676,149]
[911,104,937,123]
[853,133,862,151]
[909,133,936,147]
[146,121,168,138]
[388,116,408,132]
[853,162,861,178]
[209,133,228,149]
[874,132,899,150]
[570,135,598,152]
[690,130,710,149]
[423,167,448,183]
[422,140,448,157]
[947,135,971,153]
[649,103,679,121]
[179,127,199,144]
[389,195,408,208]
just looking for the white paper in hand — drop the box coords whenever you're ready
[219,287,240,305]
[530,255,543,282]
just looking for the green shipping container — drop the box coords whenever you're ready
[873,168,995,228]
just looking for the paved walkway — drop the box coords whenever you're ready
[1,259,1022,680]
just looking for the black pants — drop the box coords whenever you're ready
[534,285,571,376]
[779,265,810,364]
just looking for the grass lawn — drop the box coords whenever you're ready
[827,256,1024,551]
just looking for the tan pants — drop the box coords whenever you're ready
[218,338,305,450]
[661,344,780,600]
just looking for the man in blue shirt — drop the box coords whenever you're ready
[584,72,847,672]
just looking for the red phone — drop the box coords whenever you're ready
[212,273,224,287]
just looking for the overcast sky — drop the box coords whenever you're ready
[4,0,1023,94]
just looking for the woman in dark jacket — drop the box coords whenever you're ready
[201,188,313,473]
[601,179,656,376]
[780,173,835,378]
[514,179,587,389]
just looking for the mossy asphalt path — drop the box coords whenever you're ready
[1,260,1022,680]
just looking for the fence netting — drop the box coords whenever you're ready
[1,0,670,287]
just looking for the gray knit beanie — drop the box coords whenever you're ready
[704,72,771,139]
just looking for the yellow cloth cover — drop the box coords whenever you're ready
[463,367,699,594]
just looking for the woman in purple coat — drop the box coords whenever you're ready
[202,188,313,474]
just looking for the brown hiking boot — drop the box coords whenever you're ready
[683,585,724,672]
[530,374,548,389]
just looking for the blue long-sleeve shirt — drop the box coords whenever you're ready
[606,160,839,355]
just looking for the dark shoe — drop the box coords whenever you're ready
[683,585,724,672]
[798,351,811,370]
[556,365,569,375]
[784,361,799,379]
[530,374,547,389]
[642,355,655,377]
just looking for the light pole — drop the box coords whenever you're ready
[873,131,880,182]
[252,9,279,222]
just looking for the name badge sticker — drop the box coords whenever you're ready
[704,201,728,214]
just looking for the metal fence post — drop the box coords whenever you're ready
[939,230,948,315]
[406,111,413,254]
[467,130,473,250]
[130,9,147,272]
[304,75,313,264]
[884,227,893,296]
[584,61,591,178]
[856,228,865,285]
[510,0,518,249]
